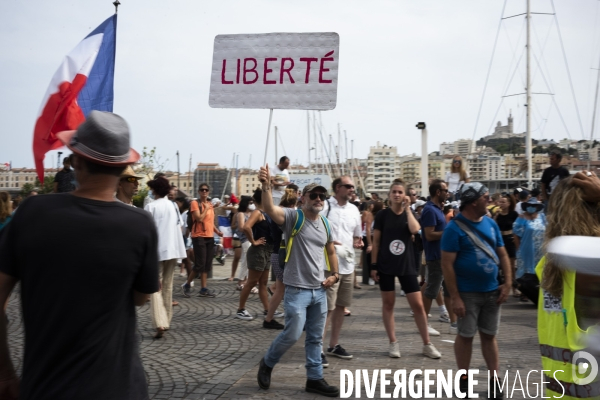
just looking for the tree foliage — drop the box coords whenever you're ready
[19,176,55,197]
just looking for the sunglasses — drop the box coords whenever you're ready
[339,184,354,189]
[439,188,449,192]
[453,160,461,164]
[199,188,209,192]
[308,193,326,201]
[123,177,139,183]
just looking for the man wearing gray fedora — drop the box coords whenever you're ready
[0,111,159,400]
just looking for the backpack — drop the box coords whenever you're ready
[279,209,332,270]
[187,200,204,230]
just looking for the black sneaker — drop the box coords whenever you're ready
[326,344,353,359]
[305,378,339,397]
[321,353,329,368]
[263,319,284,330]
[257,358,272,390]
[197,288,215,298]
[457,374,470,398]
[489,378,504,400]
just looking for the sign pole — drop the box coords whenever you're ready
[263,108,274,166]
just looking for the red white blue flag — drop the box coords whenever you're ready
[33,15,117,182]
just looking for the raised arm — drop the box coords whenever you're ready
[259,164,285,225]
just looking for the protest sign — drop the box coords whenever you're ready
[209,32,339,110]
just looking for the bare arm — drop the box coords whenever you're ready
[243,210,265,246]
[540,182,548,201]
[496,246,512,304]
[424,226,443,241]
[197,202,210,222]
[370,229,382,281]
[322,242,339,288]
[237,212,247,233]
[53,182,58,193]
[441,250,464,317]
[0,272,19,397]
[133,290,150,307]
[406,207,420,235]
[258,165,285,225]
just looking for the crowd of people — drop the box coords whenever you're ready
[0,112,598,399]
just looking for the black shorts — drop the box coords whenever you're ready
[503,235,516,258]
[378,272,420,293]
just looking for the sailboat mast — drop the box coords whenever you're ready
[526,0,532,189]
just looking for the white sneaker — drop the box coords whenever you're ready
[423,343,441,359]
[236,309,253,321]
[410,310,432,317]
[427,324,440,336]
[190,281,194,287]
[449,323,458,335]
[400,290,406,297]
[179,272,187,278]
[273,311,285,318]
[368,278,375,286]
[389,342,401,358]
[439,312,450,323]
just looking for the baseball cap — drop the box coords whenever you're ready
[302,183,328,196]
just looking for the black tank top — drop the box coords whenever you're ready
[495,211,518,232]
[252,211,273,245]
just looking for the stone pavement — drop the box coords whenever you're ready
[6,256,541,399]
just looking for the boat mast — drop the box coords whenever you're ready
[526,0,532,188]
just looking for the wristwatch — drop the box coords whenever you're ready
[331,272,340,283]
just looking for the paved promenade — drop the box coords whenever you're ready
[6,256,540,399]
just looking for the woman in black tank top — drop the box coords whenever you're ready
[236,188,274,321]
[494,194,519,296]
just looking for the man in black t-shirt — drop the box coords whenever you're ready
[53,156,76,193]
[0,111,158,400]
[540,151,569,202]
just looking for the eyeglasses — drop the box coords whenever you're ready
[453,160,461,164]
[339,184,355,189]
[199,188,209,192]
[123,177,139,183]
[308,193,326,201]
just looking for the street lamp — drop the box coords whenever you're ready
[416,123,428,197]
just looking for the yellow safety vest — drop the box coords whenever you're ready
[536,256,600,399]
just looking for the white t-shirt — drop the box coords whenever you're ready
[144,198,187,261]
[320,197,362,275]
[270,165,290,198]
[445,171,470,193]
[515,202,524,215]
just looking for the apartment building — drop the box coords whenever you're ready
[366,143,401,194]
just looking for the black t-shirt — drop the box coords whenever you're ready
[54,168,76,192]
[495,211,519,232]
[373,208,415,276]
[541,166,569,196]
[0,194,159,400]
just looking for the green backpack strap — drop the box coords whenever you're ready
[285,210,305,263]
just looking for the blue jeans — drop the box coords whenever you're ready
[264,285,327,380]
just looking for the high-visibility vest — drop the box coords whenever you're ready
[536,256,600,399]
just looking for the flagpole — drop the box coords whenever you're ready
[113,0,120,13]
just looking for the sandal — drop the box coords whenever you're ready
[172,301,179,306]
[344,308,351,317]
[154,327,166,339]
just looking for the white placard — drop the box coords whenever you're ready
[209,32,339,110]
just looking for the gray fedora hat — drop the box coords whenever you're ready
[56,111,140,166]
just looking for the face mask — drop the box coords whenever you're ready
[526,206,538,214]
[248,204,256,211]
[148,191,154,200]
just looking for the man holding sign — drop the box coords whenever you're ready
[256,164,340,398]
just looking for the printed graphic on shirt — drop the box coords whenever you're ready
[475,247,496,274]
[543,290,562,312]
[389,240,406,256]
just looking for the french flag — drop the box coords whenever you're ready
[33,15,117,182]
